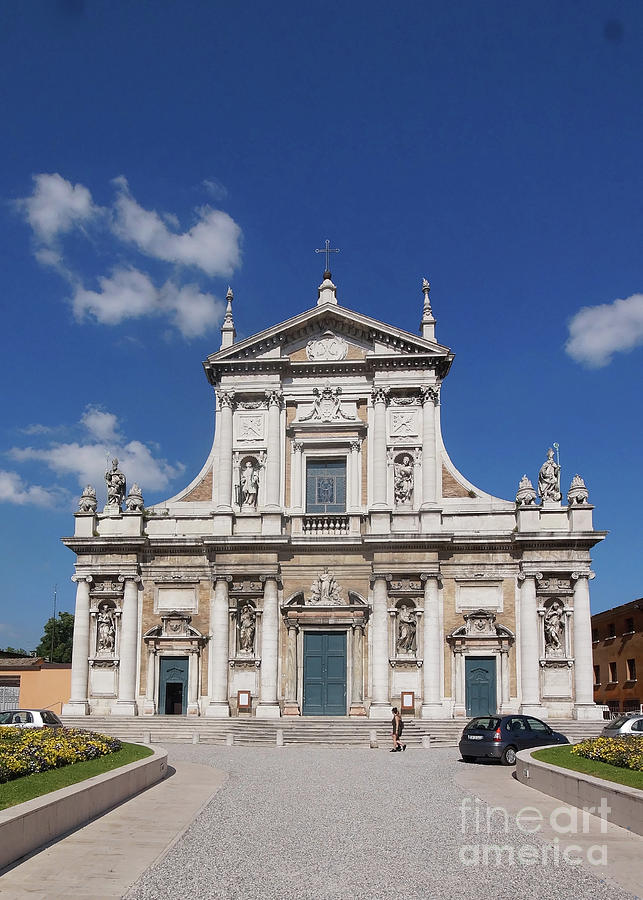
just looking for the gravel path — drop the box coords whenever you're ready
[126,746,635,900]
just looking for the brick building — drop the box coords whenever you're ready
[592,599,642,715]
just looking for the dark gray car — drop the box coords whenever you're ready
[459,714,569,765]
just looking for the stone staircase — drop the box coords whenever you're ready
[60,716,606,749]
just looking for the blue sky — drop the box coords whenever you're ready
[1,1,641,650]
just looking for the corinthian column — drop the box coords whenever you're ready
[421,574,443,718]
[257,576,281,717]
[350,439,362,510]
[114,575,141,716]
[264,391,283,510]
[216,390,235,511]
[206,576,230,717]
[371,388,389,509]
[572,572,602,719]
[63,574,92,715]
[291,441,304,512]
[518,574,545,716]
[420,385,439,506]
[369,576,390,718]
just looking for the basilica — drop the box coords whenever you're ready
[63,267,604,720]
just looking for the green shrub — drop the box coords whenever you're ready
[0,728,122,783]
[571,735,643,772]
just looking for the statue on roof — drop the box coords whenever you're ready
[537,448,561,502]
[104,458,126,512]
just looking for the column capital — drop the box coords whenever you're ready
[265,389,283,408]
[571,571,593,581]
[213,574,233,584]
[420,384,440,406]
[260,574,282,588]
[420,572,442,584]
[370,572,392,586]
[118,574,141,585]
[216,389,236,409]
[71,574,93,584]
[371,386,390,405]
[349,438,362,452]
[292,439,304,453]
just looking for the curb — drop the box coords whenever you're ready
[515,744,643,836]
[0,745,168,870]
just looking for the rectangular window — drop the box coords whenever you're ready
[625,617,634,634]
[592,628,598,643]
[609,661,618,683]
[306,459,346,513]
[627,659,636,681]
[608,623,616,638]
[593,665,600,686]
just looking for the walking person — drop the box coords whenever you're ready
[390,707,406,752]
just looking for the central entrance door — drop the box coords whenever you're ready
[303,631,347,715]
[158,656,188,715]
[465,657,497,717]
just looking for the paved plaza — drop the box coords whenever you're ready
[1,746,641,899]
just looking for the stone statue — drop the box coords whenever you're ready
[239,604,256,652]
[126,483,144,512]
[544,600,564,654]
[394,455,414,505]
[240,460,259,509]
[397,604,417,653]
[515,475,537,506]
[310,569,343,605]
[96,604,115,653]
[567,474,589,505]
[537,448,561,502]
[104,458,126,511]
[78,485,97,513]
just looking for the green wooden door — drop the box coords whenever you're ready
[158,656,188,715]
[303,632,347,715]
[465,657,497,717]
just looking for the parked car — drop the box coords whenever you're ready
[459,714,569,766]
[601,713,643,737]
[0,709,63,729]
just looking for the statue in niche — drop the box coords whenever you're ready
[240,460,260,509]
[78,485,97,513]
[126,483,144,512]
[105,458,126,511]
[537,448,561,502]
[310,569,343,605]
[239,604,256,652]
[96,604,115,654]
[544,600,564,655]
[396,604,417,653]
[394,455,414,505]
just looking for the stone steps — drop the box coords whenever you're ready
[60,716,606,748]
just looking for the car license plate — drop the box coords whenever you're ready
[468,735,483,740]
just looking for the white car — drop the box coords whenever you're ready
[601,713,643,737]
[0,709,63,728]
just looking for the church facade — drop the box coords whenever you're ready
[62,271,604,720]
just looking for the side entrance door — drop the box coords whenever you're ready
[465,657,497,717]
[303,632,347,715]
[158,656,188,715]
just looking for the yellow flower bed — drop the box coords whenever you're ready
[0,728,122,783]
[571,735,643,772]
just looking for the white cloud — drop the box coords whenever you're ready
[202,178,228,201]
[9,406,185,498]
[18,173,98,244]
[0,470,60,507]
[566,293,643,367]
[112,177,241,277]
[72,267,224,338]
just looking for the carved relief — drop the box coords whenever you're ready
[237,414,264,441]
[306,330,348,361]
[309,569,344,605]
[390,410,419,438]
[299,382,354,422]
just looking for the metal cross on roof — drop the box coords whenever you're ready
[315,239,340,276]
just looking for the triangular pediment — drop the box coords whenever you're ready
[204,302,452,379]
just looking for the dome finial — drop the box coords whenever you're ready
[420,277,436,340]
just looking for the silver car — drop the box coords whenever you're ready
[0,709,63,729]
[601,713,643,737]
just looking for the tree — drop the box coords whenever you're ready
[34,612,75,663]
[0,646,30,657]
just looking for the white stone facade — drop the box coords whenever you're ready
[63,275,605,720]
